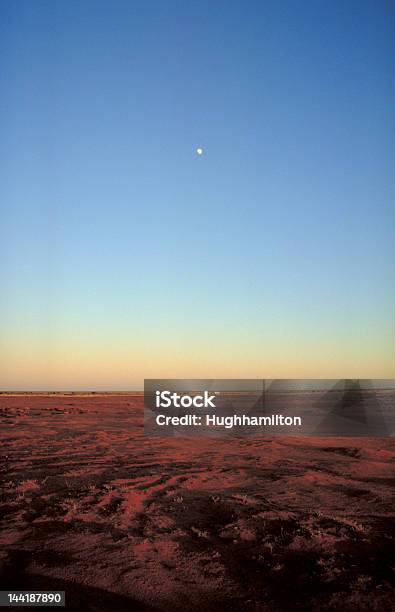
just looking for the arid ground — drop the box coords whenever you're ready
[0,394,394,611]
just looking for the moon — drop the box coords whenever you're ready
[196,147,203,156]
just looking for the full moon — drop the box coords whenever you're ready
[196,147,203,155]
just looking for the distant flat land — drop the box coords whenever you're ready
[0,394,394,611]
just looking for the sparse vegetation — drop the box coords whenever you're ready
[1,393,394,611]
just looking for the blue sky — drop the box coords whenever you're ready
[0,0,394,388]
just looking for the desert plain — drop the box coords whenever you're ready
[0,393,394,611]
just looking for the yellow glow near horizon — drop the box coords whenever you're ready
[1,329,394,390]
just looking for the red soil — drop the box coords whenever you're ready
[0,394,394,611]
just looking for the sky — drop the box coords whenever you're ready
[0,0,394,390]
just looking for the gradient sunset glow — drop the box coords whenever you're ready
[1,1,394,390]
